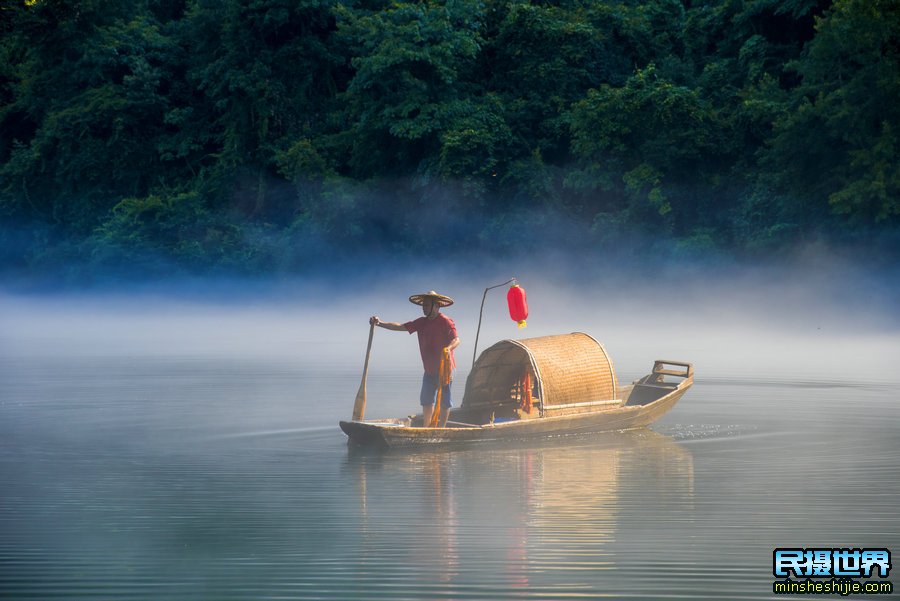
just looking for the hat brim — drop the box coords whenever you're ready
[409,291,454,307]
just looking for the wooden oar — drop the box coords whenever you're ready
[352,321,376,421]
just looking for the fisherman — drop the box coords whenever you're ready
[370,291,460,428]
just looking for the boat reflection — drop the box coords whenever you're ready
[344,430,694,596]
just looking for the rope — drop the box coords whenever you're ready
[514,372,533,414]
[429,348,453,427]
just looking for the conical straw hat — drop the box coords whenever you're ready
[408,290,454,307]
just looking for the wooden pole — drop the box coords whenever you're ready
[352,322,376,421]
[472,277,516,369]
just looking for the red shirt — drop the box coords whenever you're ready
[404,314,458,375]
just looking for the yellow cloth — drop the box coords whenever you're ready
[428,348,453,427]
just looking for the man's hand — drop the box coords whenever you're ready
[370,317,405,331]
[446,337,461,352]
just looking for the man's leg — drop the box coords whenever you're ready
[420,373,436,427]
[422,404,434,427]
[438,406,450,427]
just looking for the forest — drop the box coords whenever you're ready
[1,0,898,282]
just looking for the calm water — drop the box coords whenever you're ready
[2,328,899,599]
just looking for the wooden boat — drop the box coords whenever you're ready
[340,332,693,448]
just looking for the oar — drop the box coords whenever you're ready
[352,321,376,421]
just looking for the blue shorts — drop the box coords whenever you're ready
[420,373,452,408]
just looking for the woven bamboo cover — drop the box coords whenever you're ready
[462,333,617,408]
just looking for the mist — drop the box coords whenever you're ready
[4,249,898,385]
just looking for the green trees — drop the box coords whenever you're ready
[336,0,484,176]
[1,0,177,230]
[568,66,716,218]
[764,0,900,224]
[0,0,897,281]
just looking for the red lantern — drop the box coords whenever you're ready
[507,284,528,329]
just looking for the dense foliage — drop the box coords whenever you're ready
[1,0,898,279]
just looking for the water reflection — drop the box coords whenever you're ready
[345,430,693,596]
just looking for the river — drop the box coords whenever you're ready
[1,282,898,600]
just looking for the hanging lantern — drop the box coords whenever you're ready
[507,284,528,329]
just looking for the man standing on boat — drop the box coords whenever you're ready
[370,291,460,428]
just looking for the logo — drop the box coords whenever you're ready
[773,548,893,596]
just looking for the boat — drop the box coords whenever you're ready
[340,332,693,448]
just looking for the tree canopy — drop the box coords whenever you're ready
[1,0,897,280]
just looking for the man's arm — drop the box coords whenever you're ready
[446,337,460,351]
[370,316,407,332]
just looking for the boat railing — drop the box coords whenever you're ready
[652,360,693,380]
[632,360,693,391]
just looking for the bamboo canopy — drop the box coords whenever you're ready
[461,333,618,410]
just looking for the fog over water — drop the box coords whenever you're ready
[4,253,898,379]
[1,256,898,599]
